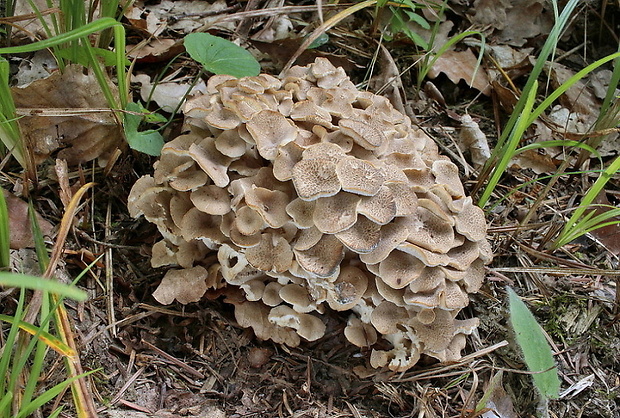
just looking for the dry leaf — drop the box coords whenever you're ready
[3,190,53,249]
[132,74,207,113]
[11,65,123,166]
[137,0,234,36]
[152,266,209,305]
[511,149,559,174]
[459,114,491,168]
[545,63,600,116]
[126,39,184,63]
[427,48,491,95]
[478,371,518,418]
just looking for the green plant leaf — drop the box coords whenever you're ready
[55,47,130,67]
[123,102,165,156]
[184,33,260,78]
[0,189,9,268]
[0,273,87,301]
[507,287,561,399]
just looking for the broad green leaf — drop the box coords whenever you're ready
[0,273,87,301]
[124,102,164,156]
[508,287,561,399]
[184,33,260,78]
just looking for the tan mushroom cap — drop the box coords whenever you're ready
[235,205,266,236]
[431,160,465,198]
[334,215,381,254]
[245,233,294,273]
[262,282,284,306]
[405,206,456,254]
[244,187,291,228]
[180,208,226,244]
[273,141,304,181]
[150,240,178,268]
[293,226,323,251]
[190,185,231,215]
[214,130,247,158]
[313,192,360,234]
[344,317,377,347]
[241,279,266,301]
[188,138,233,188]
[370,301,408,334]
[289,100,333,127]
[335,157,385,196]
[359,219,410,265]
[234,301,300,346]
[268,305,326,341]
[454,197,487,242]
[294,234,344,278]
[285,198,315,229]
[204,100,241,130]
[291,158,341,201]
[357,186,396,225]
[280,284,316,313]
[229,223,262,248]
[326,266,368,311]
[339,118,386,150]
[246,110,298,160]
[302,142,348,162]
[378,249,426,289]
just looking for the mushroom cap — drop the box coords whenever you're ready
[344,316,377,347]
[291,158,341,201]
[246,110,298,160]
[326,266,368,311]
[244,187,291,228]
[191,185,231,215]
[313,192,360,234]
[245,233,294,273]
[268,305,326,341]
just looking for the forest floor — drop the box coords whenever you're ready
[1,1,620,417]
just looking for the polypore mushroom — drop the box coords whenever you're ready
[129,57,492,372]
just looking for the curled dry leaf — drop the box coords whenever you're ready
[3,190,53,249]
[427,49,491,95]
[132,74,207,113]
[11,65,123,166]
[459,114,491,169]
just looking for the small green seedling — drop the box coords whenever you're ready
[507,287,561,400]
[184,33,260,78]
[123,102,166,156]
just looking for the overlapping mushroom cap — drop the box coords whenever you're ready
[128,58,492,372]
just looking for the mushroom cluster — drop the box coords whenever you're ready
[128,58,492,371]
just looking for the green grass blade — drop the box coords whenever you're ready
[28,201,50,273]
[515,140,599,157]
[14,371,95,418]
[507,287,561,399]
[0,18,121,55]
[0,391,12,413]
[0,273,87,301]
[0,315,75,357]
[0,289,25,405]
[476,0,581,204]
[554,155,620,248]
[479,80,538,207]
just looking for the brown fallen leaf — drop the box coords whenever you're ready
[11,65,123,166]
[427,48,491,95]
[459,114,491,169]
[3,189,53,249]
